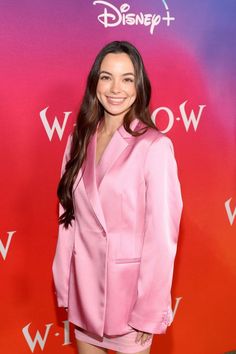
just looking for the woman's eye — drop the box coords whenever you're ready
[100,75,110,80]
[124,78,134,83]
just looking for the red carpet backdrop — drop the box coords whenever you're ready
[0,1,235,353]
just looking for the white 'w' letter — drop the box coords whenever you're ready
[22,322,53,352]
[0,231,16,260]
[40,106,72,141]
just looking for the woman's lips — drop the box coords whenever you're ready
[106,96,126,105]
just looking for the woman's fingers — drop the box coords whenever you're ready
[135,331,152,345]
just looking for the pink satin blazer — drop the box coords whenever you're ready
[52,118,183,337]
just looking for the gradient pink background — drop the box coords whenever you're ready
[0,1,235,353]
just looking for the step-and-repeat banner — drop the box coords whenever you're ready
[0,1,235,353]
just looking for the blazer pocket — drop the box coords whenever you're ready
[114,257,141,264]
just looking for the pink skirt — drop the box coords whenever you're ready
[74,326,154,353]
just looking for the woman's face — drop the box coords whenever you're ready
[96,52,137,120]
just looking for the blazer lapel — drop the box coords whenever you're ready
[82,118,141,232]
[82,128,107,232]
[97,118,140,189]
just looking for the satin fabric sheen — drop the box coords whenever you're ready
[52,118,183,337]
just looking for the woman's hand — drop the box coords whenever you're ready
[135,330,152,345]
[130,326,152,346]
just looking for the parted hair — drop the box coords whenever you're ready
[57,40,158,228]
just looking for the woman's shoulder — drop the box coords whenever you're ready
[136,122,175,158]
[138,120,171,145]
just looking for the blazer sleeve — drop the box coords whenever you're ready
[52,134,75,308]
[127,135,183,334]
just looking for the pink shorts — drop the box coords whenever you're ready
[74,326,154,353]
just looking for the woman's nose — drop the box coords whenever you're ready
[110,79,121,93]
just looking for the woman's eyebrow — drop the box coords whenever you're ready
[99,71,135,76]
[122,72,135,76]
[99,71,111,75]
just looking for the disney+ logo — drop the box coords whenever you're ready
[93,1,175,35]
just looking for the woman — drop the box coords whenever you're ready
[52,41,183,354]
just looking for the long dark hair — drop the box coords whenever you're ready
[58,40,158,228]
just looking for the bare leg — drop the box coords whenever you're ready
[76,339,108,354]
[116,347,151,354]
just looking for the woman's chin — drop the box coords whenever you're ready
[104,107,131,118]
